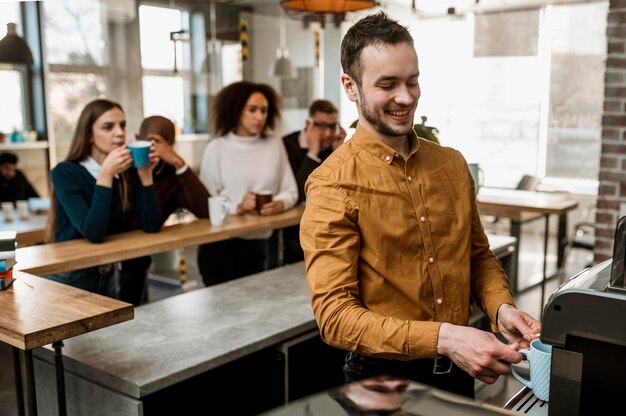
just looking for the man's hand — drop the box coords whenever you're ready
[437,323,523,384]
[497,304,541,349]
[149,134,185,170]
[304,120,324,158]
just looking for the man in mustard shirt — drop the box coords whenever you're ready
[300,12,541,399]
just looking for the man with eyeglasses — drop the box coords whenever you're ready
[282,99,346,203]
[279,99,346,265]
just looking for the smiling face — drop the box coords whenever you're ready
[235,92,269,137]
[90,107,126,163]
[342,42,420,143]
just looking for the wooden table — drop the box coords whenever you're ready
[0,212,47,247]
[477,188,579,303]
[15,205,305,276]
[0,271,133,416]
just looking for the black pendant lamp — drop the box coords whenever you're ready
[0,23,34,65]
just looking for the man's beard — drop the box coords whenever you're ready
[359,91,414,137]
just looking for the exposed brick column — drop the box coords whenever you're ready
[597,0,626,261]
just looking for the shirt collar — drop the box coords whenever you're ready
[80,156,100,179]
[350,124,421,165]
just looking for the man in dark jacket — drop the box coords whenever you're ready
[280,100,345,264]
[0,152,39,203]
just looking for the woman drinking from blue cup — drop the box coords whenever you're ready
[46,99,162,301]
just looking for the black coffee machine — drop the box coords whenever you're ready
[542,216,626,415]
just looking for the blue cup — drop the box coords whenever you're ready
[511,339,552,401]
[468,163,484,194]
[128,141,151,168]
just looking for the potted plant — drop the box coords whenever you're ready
[350,115,440,144]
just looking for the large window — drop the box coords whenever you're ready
[139,5,191,133]
[393,2,607,191]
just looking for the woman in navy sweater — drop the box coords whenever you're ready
[46,99,161,299]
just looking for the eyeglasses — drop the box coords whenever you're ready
[310,120,339,132]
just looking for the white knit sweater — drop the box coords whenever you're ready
[199,131,298,239]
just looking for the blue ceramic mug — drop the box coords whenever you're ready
[128,140,151,168]
[468,163,484,194]
[511,339,552,402]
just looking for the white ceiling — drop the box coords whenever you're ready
[383,0,604,15]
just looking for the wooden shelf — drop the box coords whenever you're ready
[0,141,49,150]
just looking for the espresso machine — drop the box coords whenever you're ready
[542,216,626,415]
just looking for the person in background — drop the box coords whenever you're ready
[138,115,210,221]
[112,116,212,305]
[300,12,541,398]
[46,99,161,300]
[0,152,39,203]
[278,99,346,265]
[198,81,298,287]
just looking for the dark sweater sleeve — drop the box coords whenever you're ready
[129,170,162,233]
[16,171,39,198]
[51,163,112,243]
[176,168,210,218]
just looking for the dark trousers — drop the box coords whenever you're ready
[344,352,475,399]
[198,238,267,287]
[282,225,304,264]
[119,256,151,306]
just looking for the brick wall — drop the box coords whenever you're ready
[597,0,626,261]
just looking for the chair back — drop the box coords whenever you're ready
[516,175,540,191]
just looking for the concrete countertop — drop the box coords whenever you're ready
[36,262,315,398]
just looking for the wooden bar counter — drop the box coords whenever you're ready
[16,205,305,276]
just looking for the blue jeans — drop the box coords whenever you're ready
[46,264,118,298]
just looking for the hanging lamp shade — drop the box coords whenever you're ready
[280,0,376,13]
[269,46,297,78]
[0,23,34,65]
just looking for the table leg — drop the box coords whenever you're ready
[12,347,25,416]
[510,220,522,294]
[22,350,37,416]
[541,215,550,317]
[53,341,67,416]
[557,213,567,269]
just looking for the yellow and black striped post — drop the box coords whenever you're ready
[179,249,187,285]
[240,19,249,62]
[314,31,320,68]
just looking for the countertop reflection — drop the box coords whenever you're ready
[262,375,517,416]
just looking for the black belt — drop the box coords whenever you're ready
[347,352,453,375]
[432,355,453,375]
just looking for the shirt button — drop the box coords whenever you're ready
[420,216,426,222]
[429,257,434,263]
[394,153,399,158]
[407,176,413,182]
[436,298,443,305]
[385,155,391,161]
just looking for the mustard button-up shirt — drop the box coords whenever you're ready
[300,126,515,360]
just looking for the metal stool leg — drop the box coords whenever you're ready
[53,341,67,416]
[22,350,37,416]
[12,347,25,416]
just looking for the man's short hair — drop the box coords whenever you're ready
[0,152,18,165]
[308,99,338,117]
[340,12,414,86]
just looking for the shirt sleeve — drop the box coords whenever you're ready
[300,172,442,360]
[51,164,112,243]
[465,163,516,330]
[176,168,210,218]
[199,140,237,214]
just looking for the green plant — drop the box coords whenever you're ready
[350,115,440,144]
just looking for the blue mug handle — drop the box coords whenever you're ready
[510,349,532,389]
